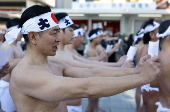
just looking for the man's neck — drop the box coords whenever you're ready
[25,46,48,66]
[90,42,97,49]
[151,38,159,42]
[138,40,143,45]
[58,42,65,51]
[69,44,76,50]
[162,43,170,55]
[11,40,18,45]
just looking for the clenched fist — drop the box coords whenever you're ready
[99,52,107,60]
[122,60,134,68]
[0,62,10,78]
[138,55,161,84]
[117,55,127,67]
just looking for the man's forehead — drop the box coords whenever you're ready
[50,26,60,31]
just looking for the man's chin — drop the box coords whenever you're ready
[49,52,56,56]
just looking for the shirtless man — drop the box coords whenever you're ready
[65,25,110,61]
[86,28,134,112]
[134,29,144,112]
[65,25,134,112]
[65,25,106,61]
[64,25,85,112]
[138,19,160,112]
[8,5,161,112]
[0,18,24,112]
[1,18,24,60]
[65,25,84,57]
[156,20,170,112]
[50,12,128,68]
[88,28,120,62]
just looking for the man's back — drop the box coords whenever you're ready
[158,51,170,108]
[10,58,68,112]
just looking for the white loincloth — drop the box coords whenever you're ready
[141,84,159,92]
[156,102,170,112]
[67,105,82,112]
[0,80,16,112]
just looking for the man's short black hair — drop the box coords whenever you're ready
[72,24,81,30]
[6,18,20,28]
[141,18,154,30]
[55,12,74,32]
[19,5,51,43]
[159,20,170,44]
[88,28,100,42]
[55,12,68,21]
[143,33,151,44]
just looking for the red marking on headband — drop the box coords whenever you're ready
[51,13,58,24]
[154,21,158,23]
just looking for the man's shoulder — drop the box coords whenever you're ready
[87,47,96,52]
[11,62,53,87]
[1,42,13,49]
[12,61,46,77]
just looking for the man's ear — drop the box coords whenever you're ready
[27,32,38,45]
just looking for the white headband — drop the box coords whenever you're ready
[6,25,19,32]
[134,29,144,43]
[73,28,83,37]
[144,21,160,33]
[156,26,170,38]
[58,16,74,29]
[5,12,59,44]
[88,30,103,40]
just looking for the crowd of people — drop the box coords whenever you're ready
[0,4,168,112]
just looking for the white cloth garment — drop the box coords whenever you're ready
[73,28,84,37]
[5,12,58,44]
[67,105,83,112]
[126,46,137,61]
[157,26,170,38]
[0,80,16,112]
[156,102,170,112]
[87,30,103,40]
[59,16,74,29]
[141,84,159,92]
[105,44,113,54]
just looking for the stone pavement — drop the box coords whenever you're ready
[82,88,137,112]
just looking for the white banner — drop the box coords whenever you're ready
[72,2,156,10]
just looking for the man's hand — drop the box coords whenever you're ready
[122,60,134,68]
[0,62,10,78]
[99,52,107,60]
[114,43,120,49]
[117,55,127,67]
[136,55,151,73]
[139,56,161,84]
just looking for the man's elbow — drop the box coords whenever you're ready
[82,86,96,98]
[80,79,97,98]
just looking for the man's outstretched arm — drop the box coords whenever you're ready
[16,56,161,103]
[61,55,151,78]
[73,53,127,67]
